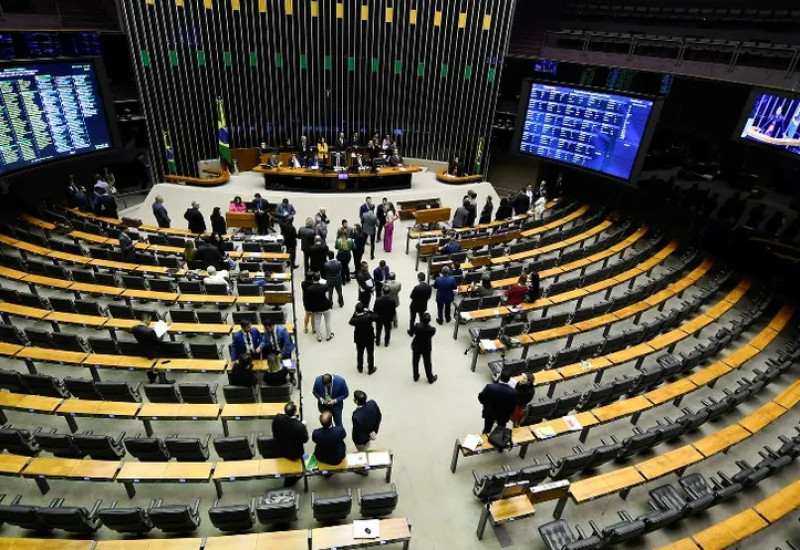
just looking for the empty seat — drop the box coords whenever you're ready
[178,383,217,403]
[51,332,87,353]
[256,436,281,459]
[0,370,27,393]
[312,489,352,523]
[0,426,40,456]
[0,495,50,531]
[178,281,204,294]
[97,502,154,534]
[169,309,198,323]
[223,385,258,403]
[232,311,259,325]
[124,437,170,462]
[96,381,141,402]
[122,276,148,290]
[208,500,255,532]
[255,489,299,525]
[164,436,210,462]
[159,341,190,358]
[108,304,135,320]
[48,297,76,313]
[143,384,181,403]
[20,373,69,398]
[75,301,106,316]
[148,279,175,292]
[37,499,103,533]
[34,432,84,458]
[213,435,255,461]
[64,377,102,400]
[149,498,201,533]
[539,519,579,550]
[260,310,287,325]
[260,384,292,403]
[189,343,223,359]
[358,485,398,518]
[88,337,119,355]
[22,328,52,348]
[0,324,26,346]
[73,433,126,460]
[472,470,518,501]
[197,310,227,324]
[549,449,596,480]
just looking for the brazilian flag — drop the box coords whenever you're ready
[163,131,177,174]
[217,97,233,168]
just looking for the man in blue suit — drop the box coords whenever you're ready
[312,372,349,428]
[312,411,347,465]
[262,321,295,359]
[432,266,458,324]
[231,320,265,360]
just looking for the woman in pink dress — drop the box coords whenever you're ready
[383,203,396,252]
[229,196,247,213]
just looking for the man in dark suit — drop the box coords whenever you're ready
[312,373,349,428]
[407,272,432,335]
[411,312,438,384]
[272,401,309,467]
[93,188,118,218]
[351,390,382,451]
[251,193,270,235]
[184,201,206,233]
[376,198,388,242]
[432,266,458,324]
[132,314,171,384]
[195,239,223,271]
[152,196,170,228]
[231,320,264,361]
[448,156,462,176]
[349,302,378,375]
[118,227,137,262]
[513,191,530,216]
[308,236,329,275]
[373,288,397,347]
[312,411,347,465]
[478,372,519,434]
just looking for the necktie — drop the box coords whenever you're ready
[245,332,253,353]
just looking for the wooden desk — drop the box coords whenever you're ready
[44,311,108,327]
[151,358,228,373]
[687,361,731,387]
[644,378,697,406]
[636,447,703,480]
[413,207,451,225]
[21,274,72,289]
[176,294,237,305]
[478,492,536,539]
[137,403,221,436]
[17,346,88,365]
[22,456,120,494]
[435,169,484,184]
[721,344,760,368]
[312,450,394,483]
[0,302,48,320]
[95,539,203,550]
[116,461,213,497]
[68,282,124,296]
[83,354,155,371]
[167,322,232,335]
[219,402,285,435]
[0,453,32,475]
[691,508,767,550]
[259,166,421,192]
[592,395,651,424]
[0,342,22,358]
[774,379,800,410]
[121,289,179,302]
[0,539,94,550]
[569,467,645,503]
[653,541,702,550]
[754,479,800,523]
[750,328,778,351]
[739,401,785,434]
[0,392,62,414]
[56,398,140,420]
[212,458,304,496]
[205,531,309,550]
[692,424,750,457]
[311,517,411,550]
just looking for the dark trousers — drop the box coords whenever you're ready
[358,290,372,309]
[337,252,351,282]
[303,250,311,273]
[254,212,269,235]
[327,282,344,307]
[409,307,424,331]
[483,417,506,435]
[375,319,392,345]
[377,221,385,241]
[288,244,297,267]
[412,349,434,381]
[356,341,375,371]
[436,300,453,323]
[368,233,375,259]
[353,249,364,273]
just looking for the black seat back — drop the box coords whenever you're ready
[96,382,141,402]
[34,433,84,458]
[213,436,255,461]
[259,384,291,403]
[20,373,68,398]
[64,377,101,400]
[223,385,258,403]
[37,505,101,533]
[255,489,298,525]
[97,505,153,534]
[149,499,201,533]
[143,384,181,403]
[256,436,282,459]
[73,434,125,460]
[123,437,170,461]
[177,383,217,404]
[164,438,209,461]
[0,427,40,456]
[358,486,398,518]
[208,502,255,532]
[312,489,352,523]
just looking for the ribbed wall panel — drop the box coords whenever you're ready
[119,0,516,178]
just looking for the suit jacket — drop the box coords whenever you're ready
[359,203,370,220]
[356,270,374,295]
[349,311,377,343]
[312,375,349,416]
[305,282,331,313]
[195,244,223,270]
[272,414,309,460]
[376,204,387,223]
[94,195,117,218]
[433,276,457,304]
[309,243,329,273]
[264,325,295,357]
[119,232,135,259]
[210,214,227,236]
[478,382,519,424]
[513,195,530,215]
[231,327,264,360]
[324,259,343,285]
[361,211,378,235]
[373,295,397,323]
[184,207,206,233]
[152,202,170,227]
[411,323,436,352]
[352,400,382,446]
[466,202,478,227]
[479,202,493,224]
[383,280,401,305]
[228,363,257,387]
[132,324,161,359]
[251,198,268,213]
[452,206,469,228]
[312,425,347,465]
[298,226,316,252]
[409,282,432,312]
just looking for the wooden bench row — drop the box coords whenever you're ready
[0,449,394,498]
[0,390,283,437]
[0,516,412,550]
[450,303,794,471]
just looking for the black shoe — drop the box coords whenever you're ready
[445,318,451,323]
[428,375,438,384]
[368,367,377,375]
[407,329,414,336]
[385,340,390,346]
[291,265,299,269]
[413,374,420,382]
[358,367,364,373]
[436,318,443,325]
[375,340,380,347]
[327,332,335,342]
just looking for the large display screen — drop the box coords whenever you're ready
[518,83,657,180]
[0,60,113,175]
[736,91,800,157]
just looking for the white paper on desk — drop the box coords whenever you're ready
[367,451,392,466]
[462,434,482,452]
[579,360,593,371]
[460,311,472,321]
[347,452,368,467]
[480,339,496,352]
[564,415,583,431]
[353,519,380,539]
[281,359,295,369]
[152,320,169,339]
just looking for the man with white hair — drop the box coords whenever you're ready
[184,201,206,233]
[152,196,170,228]
[203,265,230,292]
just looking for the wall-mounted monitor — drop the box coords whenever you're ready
[514,81,661,181]
[735,89,800,158]
[0,58,116,176]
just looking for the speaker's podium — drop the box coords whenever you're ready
[254,165,422,193]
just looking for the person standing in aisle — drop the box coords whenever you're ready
[408,272,432,335]
[376,197,388,242]
[411,312,437,384]
[353,223,366,274]
[306,273,334,343]
[324,251,344,308]
[373,287,397,347]
[349,302,378,375]
[335,228,355,284]
[361,206,378,260]
[351,390,382,451]
[433,266,458,324]
[298,217,317,274]
[312,373,349,428]
[355,261,374,309]
[152,196,171,228]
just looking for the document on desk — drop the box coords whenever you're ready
[353,519,380,539]
[460,311,472,321]
[367,451,392,466]
[533,426,557,439]
[462,434,483,452]
[347,452,368,468]
[480,339,497,352]
[152,320,169,339]
[579,359,593,371]
[564,415,583,431]
[281,359,295,370]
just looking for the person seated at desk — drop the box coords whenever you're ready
[263,320,295,360]
[133,313,173,384]
[365,139,380,159]
[448,156,463,176]
[230,196,247,213]
[335,132,346,150]
[312,411,347,465]
[351,132,361,148]
[350,153,367,172]
[317,137,329,163]
[267,154,281,168]
[195,239,224,270]
[381,134,392,151]
[387,147,404,167]
[228,353,257,387]
[289,153,302,169]
[118,227,137,262]
[440,237,462,255]
[469,272,496,298]
[306,155,320,170]
[231,319,265,360]
[204,265,231,293]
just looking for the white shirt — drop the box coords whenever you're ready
[204,271,230,289]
